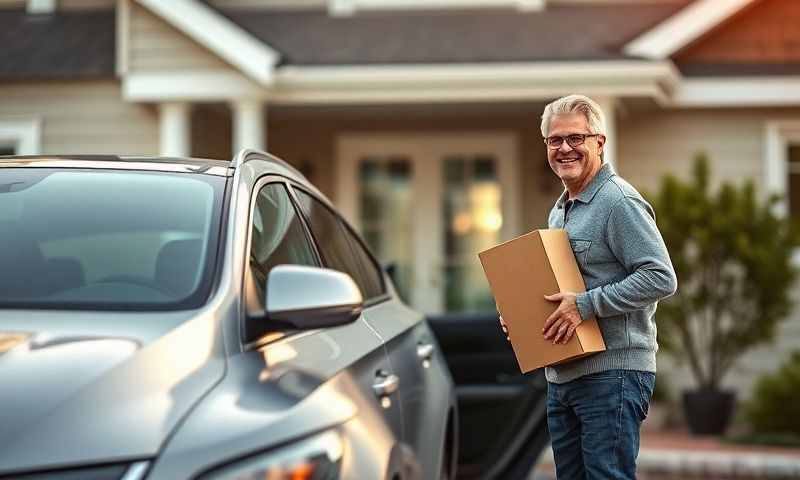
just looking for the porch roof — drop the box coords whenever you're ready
[219,1,691,66]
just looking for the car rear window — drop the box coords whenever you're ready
[0,168,225,310]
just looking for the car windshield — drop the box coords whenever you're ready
[0,167,226,310]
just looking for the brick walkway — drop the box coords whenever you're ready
[529,430,800,479]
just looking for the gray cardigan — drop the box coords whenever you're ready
[545,163,677,384]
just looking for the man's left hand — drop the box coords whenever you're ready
[543,292,582,344]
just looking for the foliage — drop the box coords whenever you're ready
[648,153,799,391]
[743,351,800,436]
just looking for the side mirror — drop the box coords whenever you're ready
[265,265,363,330]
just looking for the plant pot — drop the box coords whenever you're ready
[682,389,736,435]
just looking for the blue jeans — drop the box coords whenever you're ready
[546,369,655,480]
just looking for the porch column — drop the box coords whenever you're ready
[594,96,617,170]
[232,98,266,155]
[159,102,191,157]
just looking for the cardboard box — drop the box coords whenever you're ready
[478,229,606,373]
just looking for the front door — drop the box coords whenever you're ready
[337,133,520,315]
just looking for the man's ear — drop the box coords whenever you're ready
[597,134,606,156]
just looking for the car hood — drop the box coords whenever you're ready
[0,309,226,475]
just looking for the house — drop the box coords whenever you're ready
[2,0,800,397]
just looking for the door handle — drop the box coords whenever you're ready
[417,343,434,361]
[373,373,400,397]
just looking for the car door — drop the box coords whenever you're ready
[426,313,550,479]
[291,186,454,479]
[238,177,408,475]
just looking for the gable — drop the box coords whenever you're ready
[674,0,800,75]
[128,2,231,72]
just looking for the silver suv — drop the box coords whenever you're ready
[0,150,458,480]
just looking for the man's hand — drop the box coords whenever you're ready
[496,302,510,341]
[542,292,582,344]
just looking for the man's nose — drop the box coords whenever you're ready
[557,140,574,153]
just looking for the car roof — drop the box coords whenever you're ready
[0,151,305,180]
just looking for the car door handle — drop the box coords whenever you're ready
[373,373,400,397]
[417,343,435,361]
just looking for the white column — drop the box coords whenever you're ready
[232,98,266,155]
[159,102,191,157]
[594,96,617,170]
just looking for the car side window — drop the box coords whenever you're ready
[248,182,318,307]
[294,190,385,301]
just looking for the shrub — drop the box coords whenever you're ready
[744,351,800,435]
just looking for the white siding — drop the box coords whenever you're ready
[128,2,231,72]
[0,81,158,155]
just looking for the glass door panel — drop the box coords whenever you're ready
[443,155,502,312]
[359,156,413,302]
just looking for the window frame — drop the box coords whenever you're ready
[240,176,324,346]
[288,183,391,307]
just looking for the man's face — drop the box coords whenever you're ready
[545,113,605,188]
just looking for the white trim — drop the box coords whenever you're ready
[123,70,265,101]
[0,118,42,155]
[134,0,280,85]
[123,61,679,105]
[116,0,130,76]
[624,0,756,59]
[593,95,617,170]
[671,77,800,108]
[27,0,56,14]
[329,0,543,15]
[764,121,800,217]
[271,61,679,105]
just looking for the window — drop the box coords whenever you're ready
[248,183,318,307]
[0,168,224,310]
[294,190,385,301]
[0,118,41,155]
[789,145,800,225]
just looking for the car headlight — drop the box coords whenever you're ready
[200,429,344,480]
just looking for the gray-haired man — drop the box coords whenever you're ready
[501,95,677,479]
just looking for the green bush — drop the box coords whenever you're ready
[648,153,800,391]
[744,351,800,435]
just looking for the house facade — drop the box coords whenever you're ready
[3,0,800,396]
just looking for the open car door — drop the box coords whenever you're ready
[428,312,551,480]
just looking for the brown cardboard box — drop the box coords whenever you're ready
[478,229,605,373]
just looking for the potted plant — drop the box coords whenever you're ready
[648,153,799,435]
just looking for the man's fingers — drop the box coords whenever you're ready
[552,322,569,343]
[543,315,563,339]
[560,323,577,344]
[543,308,561,333]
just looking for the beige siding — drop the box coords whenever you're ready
[0,80,158,155]
[128,3,230,72]
[619,108,800,194]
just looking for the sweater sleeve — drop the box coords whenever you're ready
[575,195,677,320]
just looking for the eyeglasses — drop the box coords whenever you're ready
[544,133,600,149]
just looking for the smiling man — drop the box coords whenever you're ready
[532,95,676,479]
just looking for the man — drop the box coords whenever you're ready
[501,94,677,479]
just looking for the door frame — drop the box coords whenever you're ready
[336,131,521,314]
